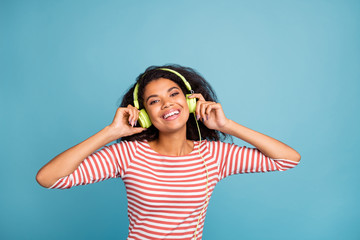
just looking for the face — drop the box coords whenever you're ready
[143,78,189,133]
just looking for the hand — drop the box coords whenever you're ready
[108,105,147,138]
[188,94,230,131]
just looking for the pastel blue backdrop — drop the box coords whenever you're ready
[1,0,359,239]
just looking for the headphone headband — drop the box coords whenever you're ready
[157,68,192,91]
[133,68,193,109]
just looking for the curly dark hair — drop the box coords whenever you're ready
[118,64,230,142]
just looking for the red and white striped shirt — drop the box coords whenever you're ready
[49,140,299,240]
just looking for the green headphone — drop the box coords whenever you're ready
[133,68,197,128]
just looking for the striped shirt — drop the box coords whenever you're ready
[49,140,299,240]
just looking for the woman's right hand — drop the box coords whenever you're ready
[108,105,147,139]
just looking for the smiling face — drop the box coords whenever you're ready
[143,78,190,134]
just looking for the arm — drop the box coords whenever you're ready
[189,94,301,162]
[220,120,301,162]
[36,105,146,188]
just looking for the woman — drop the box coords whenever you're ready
[36,64,301,240]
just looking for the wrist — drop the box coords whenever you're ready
[102,125,121,142]
[217,118,233,133]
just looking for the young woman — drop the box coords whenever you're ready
[36,64,301,240]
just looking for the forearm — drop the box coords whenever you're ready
[221,120,301,162]
[36,126,117,188]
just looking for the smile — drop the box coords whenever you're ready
[162,110,180,120]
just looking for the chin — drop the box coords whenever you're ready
[154,117,189,134]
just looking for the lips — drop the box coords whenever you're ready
[162,109,180,119]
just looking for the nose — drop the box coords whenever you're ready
[161,98,174,109]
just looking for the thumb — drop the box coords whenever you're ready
[132,127,147,134]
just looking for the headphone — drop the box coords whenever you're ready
[133,68,197,128]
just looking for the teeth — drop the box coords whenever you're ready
[164,110,179,119]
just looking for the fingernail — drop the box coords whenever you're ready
[197,115,200,120]
[206,115,209,120]
[135,120,137,126]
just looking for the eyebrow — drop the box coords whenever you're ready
[145,86,180,103]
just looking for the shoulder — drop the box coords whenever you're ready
[200,139,224,148]
[107,140,144,156]
[203,140,243,152]
[196,139,223,153]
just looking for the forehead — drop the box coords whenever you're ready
[143,78,181,95]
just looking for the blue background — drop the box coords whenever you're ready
[1,0,359,239]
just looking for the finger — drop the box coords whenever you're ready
[205,102,218,118]
[199,102,212,121]
[114,107,128,123]
[127,104,139,126]
[188,93,205,101]
[127,109,136,126]
[131,108,139,126]
[122,127,147,138]
[133,109,140,126]
[201,102,218,121]
[132,127,147,134]
[195,99,205,120]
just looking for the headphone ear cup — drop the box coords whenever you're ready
[186,94,197,113]
[138,109,152,128]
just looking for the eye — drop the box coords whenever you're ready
[170,92,179,97]
[149,99,159,105]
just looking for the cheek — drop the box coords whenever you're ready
[145,107,157,118]
[145,106,162,123]
[183,98,190,111]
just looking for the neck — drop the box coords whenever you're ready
[149,128,193,156]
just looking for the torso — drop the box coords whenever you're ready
[122,140,218,239]
[147,139,194,156]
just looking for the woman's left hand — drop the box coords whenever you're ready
[188,93,230,131]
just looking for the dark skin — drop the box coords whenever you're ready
[36,77,300,188]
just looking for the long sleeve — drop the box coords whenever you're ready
[48,141,137,189]
[207,141,299,181]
